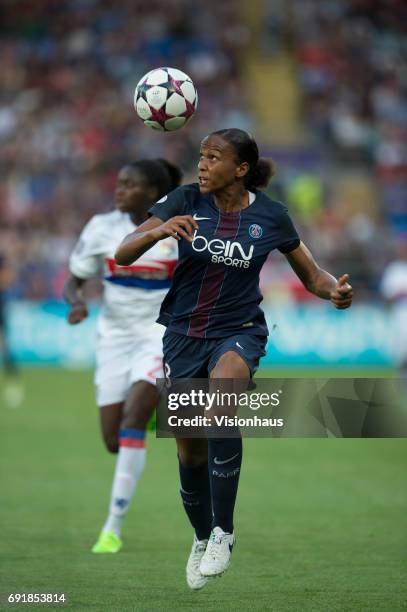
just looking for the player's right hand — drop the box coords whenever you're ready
[330,274,353,309]
[150,215,198,242]
[68,302,88,324]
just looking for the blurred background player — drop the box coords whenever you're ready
[116,128,353,587]
[380,240,407,373]
[0,252,24,408]
[64,159,181,553]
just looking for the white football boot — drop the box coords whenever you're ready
[199,526,235,577]
[186,535,209,590]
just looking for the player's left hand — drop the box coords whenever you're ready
[68,302,88,324]
[330,274,353,309]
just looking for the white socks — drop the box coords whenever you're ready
[102,429,146,537]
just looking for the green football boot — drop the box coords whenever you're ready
[91,531,123,554]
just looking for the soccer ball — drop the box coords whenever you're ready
[134,67,198,132]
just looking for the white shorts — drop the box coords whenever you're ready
[95,322,164,406]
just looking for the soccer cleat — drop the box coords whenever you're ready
[199,527,235,577]
[186,536,209,590]
[91,531,122,554]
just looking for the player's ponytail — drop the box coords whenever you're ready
[248,158,275,189]
[210,128,275,190]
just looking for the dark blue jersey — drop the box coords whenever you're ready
[148,183,300,339]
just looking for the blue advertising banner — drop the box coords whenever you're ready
[4,301,400,367]
[263,304,396,366]
[6,301,98,367]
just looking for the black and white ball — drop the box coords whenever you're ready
[134,67,198,131]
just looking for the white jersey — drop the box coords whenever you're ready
[69,209,177,339]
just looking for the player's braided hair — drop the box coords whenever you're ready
[211,128,275,190]
[128,159,182,198]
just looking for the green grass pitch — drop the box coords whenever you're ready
[1,368,406,611]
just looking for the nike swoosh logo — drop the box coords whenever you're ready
[214,453,239,465]
[193,213,211,221]
[236,342,244,350]
[180,486,196,495]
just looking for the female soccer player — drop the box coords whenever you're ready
[64,158,181,554]
[0,252,24,408]
[115,129,353,588]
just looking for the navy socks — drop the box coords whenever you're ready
[178,459,212,541]
[207,434,242,533]
[178,433,242,537]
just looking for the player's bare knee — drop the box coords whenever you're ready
[211,351,249,379]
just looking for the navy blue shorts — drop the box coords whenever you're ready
[162,330,267,379]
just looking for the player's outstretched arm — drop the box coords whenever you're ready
[63,274,89,324]
[115,215,198,265]
[285,242,353,309]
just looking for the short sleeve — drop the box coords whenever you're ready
[148,185,188,221]
[276,206,300,254]
[69,216,105,279]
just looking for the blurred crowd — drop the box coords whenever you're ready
[0,0,406,303]
[291,0,406,232]
[0,0,251,299]
[260,0,406,304]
